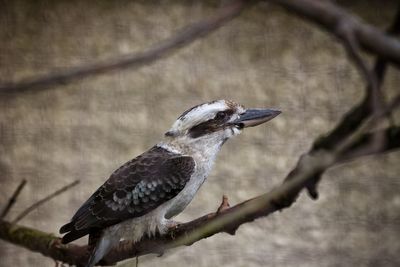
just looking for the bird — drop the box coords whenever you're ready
[59,99,280,267]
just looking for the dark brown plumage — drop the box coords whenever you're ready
[60,146,195,244]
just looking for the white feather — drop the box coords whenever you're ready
[90,100,245,266]
[169,100,228,135]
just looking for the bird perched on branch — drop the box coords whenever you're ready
[59,99,280,267]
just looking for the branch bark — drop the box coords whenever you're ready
[267,0,400,68]
[1,126,399,266]
[0,0,247,93]
[11,180,80,224]
[1,1,400,266]
[1,180,27,219]
[292,2,400,198]
[1,0,400,93]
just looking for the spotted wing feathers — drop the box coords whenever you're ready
[60,146,195,244]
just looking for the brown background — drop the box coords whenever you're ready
[1,1,399,266]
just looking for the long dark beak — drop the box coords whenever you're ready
[233,108,281,128]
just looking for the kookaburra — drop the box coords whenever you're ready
[60,100,280,267]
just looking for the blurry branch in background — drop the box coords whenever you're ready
[335,93,400,159]
[11,180,80,224]
[0,0,400,266]
[0,0,247,93]
[268,0,400,68]
[1,0,400,93]
[296,2,400,198]
[0,181,81,263]
[0,125,399,266]
[0,179,27,219]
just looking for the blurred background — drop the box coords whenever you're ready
[0,0,399,266]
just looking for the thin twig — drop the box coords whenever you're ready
[373,2,400,125]
[339,126,400,161]
[336,92,400,156]
[2,0,400,93]
[294,0,400,153]
[337,18,378,94]
[338,21,387,158]
[11,180,80,224]
[0,0,246,93]
[298,3,400,198]
[0,1,400,266]
[217,195,230,214]
[1,179,27,219]
[374,3,400,86]
[0,125,399,266]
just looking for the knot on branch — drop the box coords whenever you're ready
[217,195,231,214]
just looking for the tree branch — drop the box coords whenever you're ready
[1,180,27,219]
[267,0,400,68]
[2,0,400,93]
[1,1,400,266]
[0,0,247,93]
[339,126,400,161]
[292,2,400,198]
[1,126,399,266]
[11,180,80,224]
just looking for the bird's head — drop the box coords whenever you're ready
[164,100,281,151]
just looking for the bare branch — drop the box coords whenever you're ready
[297,2,400,198]
[337,15,378,93]
[0,126,399,266]
[11,180,80,224]
[0,0,247,93]
[339,126,400,161]
[1,1,400,266]
[266,0,400,67]
[1,179,27,219]
[336,93,400,156]
[2,0,400,93]
[337,16,388,155]
[374,3,400,87]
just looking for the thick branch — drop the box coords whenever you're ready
[1,126,399,266]
[1,1,400,266]
[267,0,400,68]
[312,2,400,152]
[2,1,400,93]
[293,3,400,198]
[0,0,246,93]
[0,221,85,265]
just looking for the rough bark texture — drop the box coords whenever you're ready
[1,1,400,267]
[1,126,399,266]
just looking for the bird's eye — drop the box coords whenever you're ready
[215,111,228,120]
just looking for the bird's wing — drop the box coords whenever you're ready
[60,146,195,244]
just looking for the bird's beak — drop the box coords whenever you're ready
[233,108,281,128]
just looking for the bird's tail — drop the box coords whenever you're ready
[86,233,119,267]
